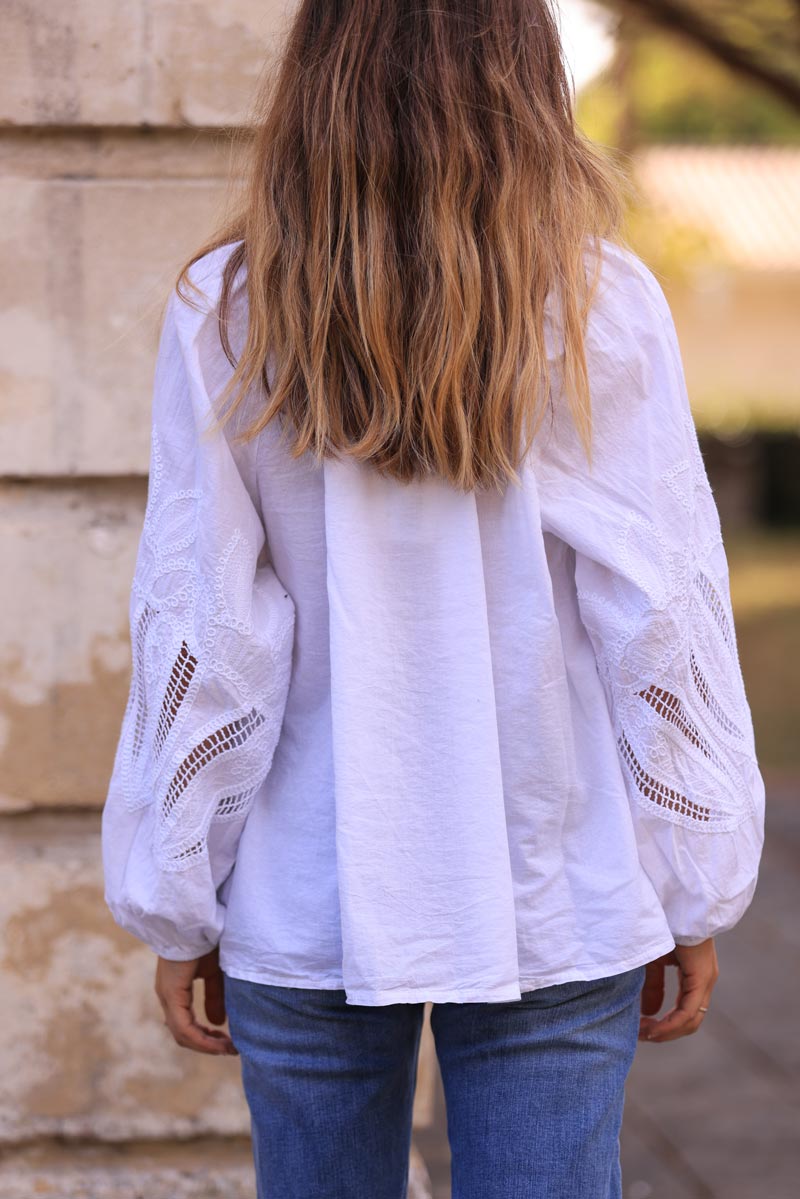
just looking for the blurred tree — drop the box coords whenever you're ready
[576,6,800,280]
[592,0,800,111]
[578,26,800,146]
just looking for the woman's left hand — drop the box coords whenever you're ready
[155,946,239,1056]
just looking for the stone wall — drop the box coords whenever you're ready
[0,4,436,1193]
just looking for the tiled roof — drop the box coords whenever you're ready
[634,145,800,271]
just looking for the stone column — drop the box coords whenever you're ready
[0,5,435,1194]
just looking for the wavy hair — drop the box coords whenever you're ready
[176,0,625,491]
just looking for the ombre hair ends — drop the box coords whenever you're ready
[177,0,626,492]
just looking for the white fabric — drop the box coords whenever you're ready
[102,238,766,1005]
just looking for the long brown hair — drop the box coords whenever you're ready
[177,0,625,492]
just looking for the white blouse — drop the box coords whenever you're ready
[102,238,766,1005]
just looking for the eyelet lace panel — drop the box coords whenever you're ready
[117,427,296,874]
[617,732,712,823]
[575,434,756,836]
[690,649,743,740]
[155,640,198,758]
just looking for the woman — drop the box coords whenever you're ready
[101,2,766,1197]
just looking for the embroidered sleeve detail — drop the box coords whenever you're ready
[102,276,297,959]
[691,649,743,740]
[618,732,712,823]
[534,243,765,943]
[116,425,296,877]
[574,437,757,836]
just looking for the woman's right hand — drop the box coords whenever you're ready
[638,939,719,1043]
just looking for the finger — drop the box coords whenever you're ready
[642,968,711,1043]
[204,968,227,1026]
[640,961,665,1016]
[638,962,666,1039]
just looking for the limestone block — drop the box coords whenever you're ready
[0,0,280,128]
[1,129,250,182]
[0,174,228,477]
[0,1142,260,1199]
[0,481,142,811]
[0,1142,434,1199]
[0,811,250,1141]
[147,0,279,128]
[0,1161,259,1199]
[0,2,144,126]
[0,811,440,1150]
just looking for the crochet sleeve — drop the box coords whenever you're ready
[534,246,766,946]
[101,283,296,960]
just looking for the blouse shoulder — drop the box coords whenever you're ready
[161,240,253,436]
[579,243,676,373]
[538,241,688,475]
[168,239,247,335]
[590,240,670,317]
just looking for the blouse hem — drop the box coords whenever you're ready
[219,933,677,1006]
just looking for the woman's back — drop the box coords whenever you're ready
[102,234,764,1005]
[99,5,767,1190]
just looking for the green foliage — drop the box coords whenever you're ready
[578,28,800,145]
[728,529,800,771]
[620,192,726,280]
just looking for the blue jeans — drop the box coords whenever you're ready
[222,963,646,1199]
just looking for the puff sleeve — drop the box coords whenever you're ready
[534,246,766,946]
[101,280,296,960]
